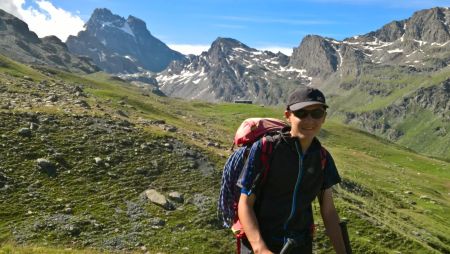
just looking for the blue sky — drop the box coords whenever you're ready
[1,0,450,55]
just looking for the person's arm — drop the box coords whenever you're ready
[238,193,273,254]
[320,188,347,254]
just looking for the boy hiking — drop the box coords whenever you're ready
[237,87,347,253]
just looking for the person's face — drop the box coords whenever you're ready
[285,104,327,141]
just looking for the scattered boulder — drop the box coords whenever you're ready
[36,158,57,177]
[117,110,129,118]
[149,217,166,229]
[163,125,177,132]
[152,120,165,125]
[46,95,58,102]
[168,192,184,203]
[0,172,9,188]
[94,157,103,165]
[206,142,220,148]
[144,189,173,210]
[18,128,32,137]
[419,195,430,200]
[74,100,90,109]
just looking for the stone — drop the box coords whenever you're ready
[168,192,184,203]
[46,95,58,102]
[36,158,56,177]
[149,217,165,227]
[116,110,129,118]
[75,100,90,109]
[18,128,32,137]
[94,157,103,165]
[144,189,173,210]
[163,125,177,132]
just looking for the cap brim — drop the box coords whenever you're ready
[288,101,328,111]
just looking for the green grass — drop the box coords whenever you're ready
[0,244,112,254]
[395,109,450,159]
[0,54,46,81]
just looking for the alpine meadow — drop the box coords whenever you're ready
[0,4,449,254]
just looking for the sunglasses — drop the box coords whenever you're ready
[291,108,326,119]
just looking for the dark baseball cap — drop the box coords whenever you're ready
[287,87,328,111]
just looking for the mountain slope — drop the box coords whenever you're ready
[66,8,185,74]
[0,9,99,74]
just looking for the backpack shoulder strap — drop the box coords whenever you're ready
[320,146,327,170]
[259,133,283,185]
[318,146,328,205]
[259,136,272,184]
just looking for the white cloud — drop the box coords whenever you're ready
[168,44,210,55]
[0,0,84,41]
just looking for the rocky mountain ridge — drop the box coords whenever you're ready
[0,9,99,73]
[290,7,450,78]
[66,8,185,74]
[157,37,308,104]
[156,8,450,105]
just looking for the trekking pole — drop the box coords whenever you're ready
[339,220,352,254]
[279,238,297,254]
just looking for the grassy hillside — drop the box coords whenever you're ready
[0,55,449,253]
[323,65,450,160]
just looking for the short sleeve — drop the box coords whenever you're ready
[236,140,263,195]
[322,151,341,190]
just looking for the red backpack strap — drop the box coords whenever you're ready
[320,146,327,170]
[260,136,273,184]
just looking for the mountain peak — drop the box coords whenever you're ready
[289,34,339,77]
[127,15,148,34]
[208,37,253,55]
[85,8,125,31]
[67,8,184,73]
[405,7,450,43]
[214,37,251,47]
[90,8,117,22]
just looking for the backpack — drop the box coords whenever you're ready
[218,118,287,230]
